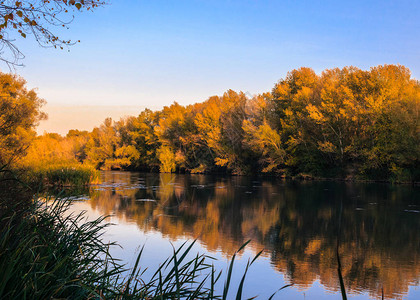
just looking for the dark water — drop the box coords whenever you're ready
[69,171,420,299]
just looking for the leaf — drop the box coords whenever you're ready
[75,3,82,9]
[268,283,294,300]
[237,240,251,252]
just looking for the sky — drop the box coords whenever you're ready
[4,0,420,134]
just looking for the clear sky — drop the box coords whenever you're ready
[5,0,420,133]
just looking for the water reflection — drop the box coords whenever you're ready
[85,171,419,299]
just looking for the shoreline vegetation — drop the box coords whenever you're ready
[21,163,100,188]
[16,64,419,184]
[0,64,418,298]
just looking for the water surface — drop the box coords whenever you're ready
[69,171,420,299]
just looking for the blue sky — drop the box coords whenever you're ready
[6,0,420,132]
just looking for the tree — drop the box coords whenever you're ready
[269,65,419,180]
[85,117,118,169]
[0,0,106,66]
[0,71,46,166]
[243,119,285,173]
[216,90,250,174]
[194,96,223,171]
[20,132,76,166]
[271,67,321,174]
[358,65,420,181]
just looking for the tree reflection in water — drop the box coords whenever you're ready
[87,171,420,299]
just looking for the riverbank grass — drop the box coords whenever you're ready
[0,199,120,299]
[23,163,99,187]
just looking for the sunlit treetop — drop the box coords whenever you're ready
[0,0,106,67]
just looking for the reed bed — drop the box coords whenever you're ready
[23,163,100,187]
[0,199,120,299]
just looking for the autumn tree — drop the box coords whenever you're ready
[304,67,366,174]
[242,93,286,173]
[114,110,160,170]
[0,0,106,66]
[20,132,75,166]
[183,102,215,173]
[270,65,419,180]
[194,96,224,172]
[85,117,118,169]
[215,90,251,174]
[154,102,208,173]
[271,67,321,174]
[0,71,45,166]
[66,129,89,162]
[154,102,188,172]
[357,65,420,180]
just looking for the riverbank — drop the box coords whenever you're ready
[113,168,420,185]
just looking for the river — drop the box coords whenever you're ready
[68,171,420,299]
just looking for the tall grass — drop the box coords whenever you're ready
[0,198,122,299]
[0,193,287,299]
[23,163,99,187]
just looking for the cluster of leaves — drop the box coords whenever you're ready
[0,0,106,66]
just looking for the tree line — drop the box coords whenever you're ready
[4,64,420,182]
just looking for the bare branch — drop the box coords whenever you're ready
[0,0,106,67]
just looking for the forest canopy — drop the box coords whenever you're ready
[21,64,420,182]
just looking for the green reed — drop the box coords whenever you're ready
[0,198,122,299]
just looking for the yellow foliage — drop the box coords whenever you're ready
[157,146,176,173]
